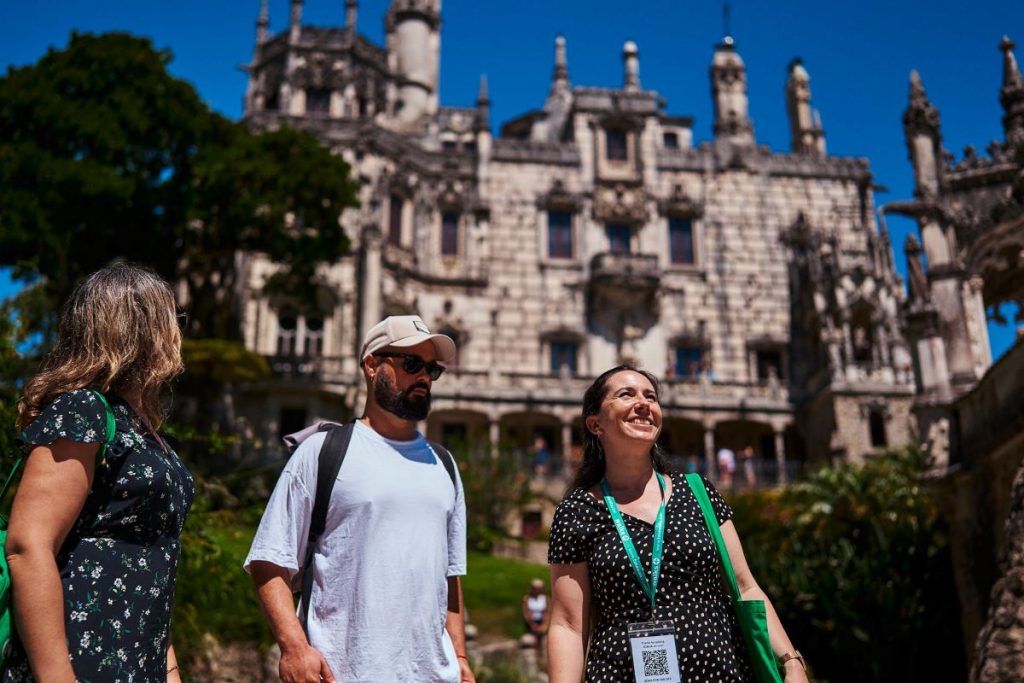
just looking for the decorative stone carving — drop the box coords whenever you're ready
[658,184,704,217]
[593,182,648,224]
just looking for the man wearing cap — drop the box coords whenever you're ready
[246,315,474,683]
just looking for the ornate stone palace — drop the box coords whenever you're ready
[884,37,1024,672]
[235,0,927,477]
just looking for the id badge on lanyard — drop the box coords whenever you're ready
[601,473,682,683]
[628,620,681,683]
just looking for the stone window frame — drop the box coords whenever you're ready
[859,400,891,450]
[669,334,711,380]
[305,86,331,116]
[275,309,326,359]
[594,114,643,181]
[747,338,788,385]
[540,328,587,377]
[536,181,584,268]
[658,184,705,272]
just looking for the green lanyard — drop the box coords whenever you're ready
[600,472,667,610]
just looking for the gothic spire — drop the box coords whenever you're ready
[710,36,754,145]
[346,0,358,31]
[289,0,303,44]
[256,0,269,44]
[476,74,490,131]
[552,34,569,87]
[1000,36,1024,146]
[903,70,941,139]
[786,58,826,156]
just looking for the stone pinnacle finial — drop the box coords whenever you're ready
[477,74,490,104]
[346,0,358,30]
[553,34,569,84]
[290,0,303,43]
[623,40,640,91]
[256,0,270,44]
[1000,36,1024,146]
[1001,36,1022,88]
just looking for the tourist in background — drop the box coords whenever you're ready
[546,365,807,682]
[4,264,194,682]
[522,578,550,650]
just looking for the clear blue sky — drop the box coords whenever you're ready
[2,0,1022,358]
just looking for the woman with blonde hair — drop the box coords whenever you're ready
[2,264,194,682]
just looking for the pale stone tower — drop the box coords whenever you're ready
[386,0,441,128]
[785,58,826,156]
[710,36,755,146]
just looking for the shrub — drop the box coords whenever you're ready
[729,445,965,682]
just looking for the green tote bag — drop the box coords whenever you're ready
[0,389,115,669]
[685,473,784,683]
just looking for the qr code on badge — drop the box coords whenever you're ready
[642,648,670,676]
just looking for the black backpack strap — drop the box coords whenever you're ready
[427,440,458,491]
[300,421,355,632]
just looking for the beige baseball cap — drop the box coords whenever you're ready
[360,315,457,363]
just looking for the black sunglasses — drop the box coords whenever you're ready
[375,352,446,381]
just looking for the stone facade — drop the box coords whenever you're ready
[234,0,916,487]
[884,35,1024,674]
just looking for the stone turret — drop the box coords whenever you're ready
[622,40,640,92]
[386,0,441,128]
[1000,36,1024,147]
[710,36,755,146]
[256,0,269,45]
[785,58,825,156]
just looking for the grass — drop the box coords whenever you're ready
[463,551,549,642]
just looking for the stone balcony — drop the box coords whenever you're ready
[587,251,661,311]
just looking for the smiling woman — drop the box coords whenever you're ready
[546,365,808,683]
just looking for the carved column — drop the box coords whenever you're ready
[704,424,717,482]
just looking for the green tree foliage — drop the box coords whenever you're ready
[0,32,359,342]
[729,446,965,682]
[449,440,535,552]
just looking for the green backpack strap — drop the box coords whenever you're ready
[684,473,742,602]
[88,389,117,465]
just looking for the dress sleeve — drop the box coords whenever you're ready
[700,474,734,526]
[18,389,107,454]
[547,496,591,565]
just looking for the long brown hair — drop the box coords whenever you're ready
[18,264,184,430]
[570,365,671,492]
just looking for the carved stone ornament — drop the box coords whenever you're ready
[293,53,346,90]
[537,180,582,212]
[659,184,704,217]
[594,182,648,224]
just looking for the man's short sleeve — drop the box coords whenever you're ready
[243,432,325,582]
[446,459,467,577]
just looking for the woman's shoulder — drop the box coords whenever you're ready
[19,388,109,451]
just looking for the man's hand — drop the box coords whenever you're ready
[279,642,335,683]
[458,655,476,683]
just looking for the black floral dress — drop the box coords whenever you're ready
[3,389,195,683]
[548,472,754,682]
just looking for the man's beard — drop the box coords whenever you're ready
[374,370,431,421]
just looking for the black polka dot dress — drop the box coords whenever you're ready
[548,472,754,682]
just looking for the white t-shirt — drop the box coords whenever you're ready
[244,422,467,682]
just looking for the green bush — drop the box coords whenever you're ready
[729,446,965,682]
[171,500,272,672]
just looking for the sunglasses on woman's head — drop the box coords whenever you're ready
[375,352,446,380]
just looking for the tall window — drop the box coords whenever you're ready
[606,224,631,253]
[303,318,324,357]
[606,129,628,161]
[669,217,695,265]
[277,314,298,356]
[441,212,459,255]
[756,349,783,382]
[389,195,404,246]
[674,346,704,378]
[869,410,888,448]
[548,211,573,259]
[550,341,578,374]
[306,87,330,115]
